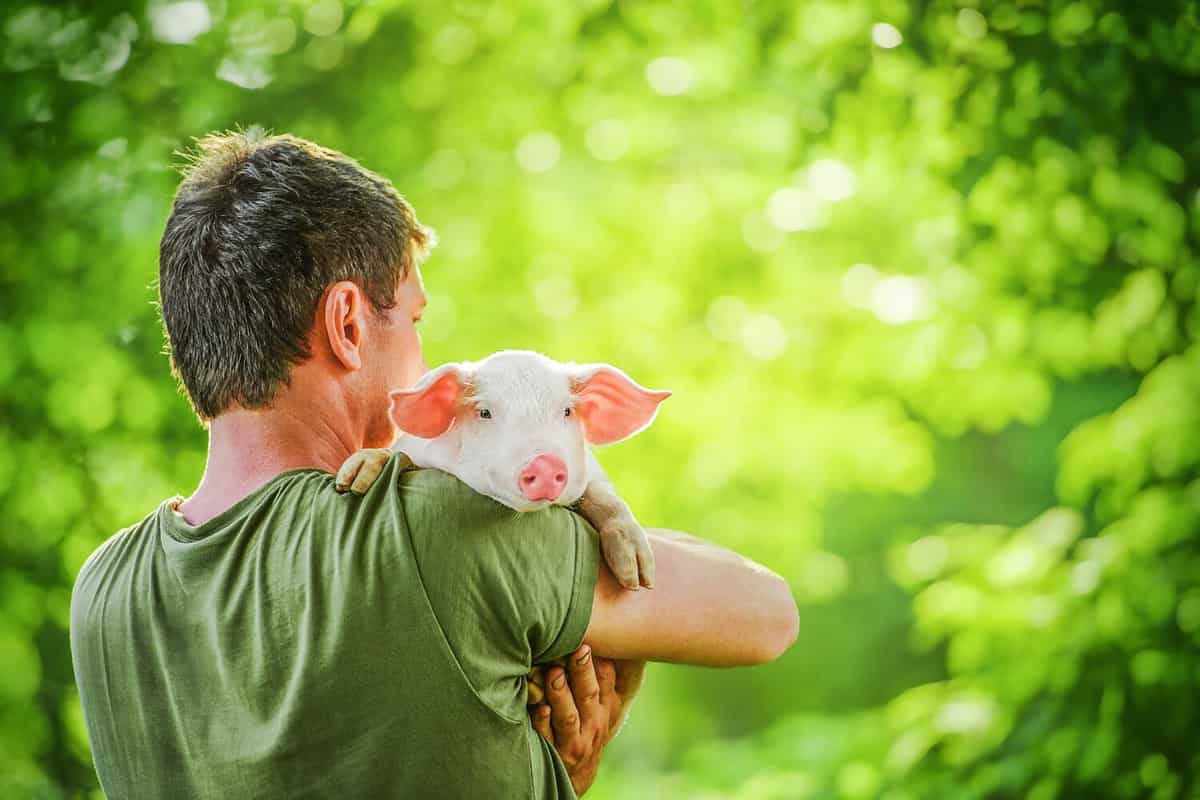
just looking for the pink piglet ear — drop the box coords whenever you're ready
[570,363,671,446]
[388,363,469,439]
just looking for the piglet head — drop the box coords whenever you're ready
[388,350,670,513]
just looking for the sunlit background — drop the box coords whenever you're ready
[2,0,1199,797]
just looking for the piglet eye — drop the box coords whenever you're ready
[479,408,492,420]
[564,407,572,418]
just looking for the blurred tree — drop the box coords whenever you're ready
[1,0,1197,798]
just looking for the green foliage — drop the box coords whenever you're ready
[1,0,1198,797]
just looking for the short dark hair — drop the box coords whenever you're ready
[158,127,436,421]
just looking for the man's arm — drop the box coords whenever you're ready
[583,528,799,667]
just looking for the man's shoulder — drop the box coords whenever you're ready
[70,503,164,617]
[398,465,504,521]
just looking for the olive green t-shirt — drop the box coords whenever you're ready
[69,453,600,799]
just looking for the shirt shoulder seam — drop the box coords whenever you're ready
[534,511,587,663]
[396,472,527,727]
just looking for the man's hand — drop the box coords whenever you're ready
[527,645,646,796]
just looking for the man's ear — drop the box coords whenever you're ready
[570,364,671,446]
[323,281,368,371]
[389,364,470,439]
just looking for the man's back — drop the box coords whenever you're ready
[70,454,599,799]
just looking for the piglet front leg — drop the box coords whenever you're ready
[335,448,393,494]
[576,475,655,590]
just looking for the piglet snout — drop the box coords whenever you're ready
[519,455,568,502]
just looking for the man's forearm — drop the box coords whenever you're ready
[585,527,799,667]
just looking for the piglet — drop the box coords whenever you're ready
[335,349,671,590]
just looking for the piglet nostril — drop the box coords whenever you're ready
[519,455,569,501]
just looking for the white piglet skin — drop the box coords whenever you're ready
[335,349,670,590]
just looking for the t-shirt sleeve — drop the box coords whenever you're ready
[396,466,601,716]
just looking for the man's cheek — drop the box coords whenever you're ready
[409,344,428,387]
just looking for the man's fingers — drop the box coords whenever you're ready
[527,667,546,705]
[567,646,602,724]
[531,704,553,744]
[546,667,580,741]
[594,657,617,707]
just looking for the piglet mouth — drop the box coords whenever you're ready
[513,493,578,512]
[508,498,551,513]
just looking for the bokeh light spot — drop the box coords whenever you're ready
[216,54,271,89]
[304,0,344,37]
[907,535,949,580]
[742,314,787,361]
[869,276,933,325]
[150,2,211,45]
[935,696,995,734]
[767,188,826,232]
[871,22,903,48]
[841,263,879,308]
[585,119,629,162]
[806,159,857,202]
[645,56,695,96]
[957,8,988,39]
[515,131,561,173]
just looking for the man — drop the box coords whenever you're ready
[70,129,798,798]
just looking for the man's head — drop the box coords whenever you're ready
[158,127,435,444]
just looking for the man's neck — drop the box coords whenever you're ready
[176,398,366,527]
